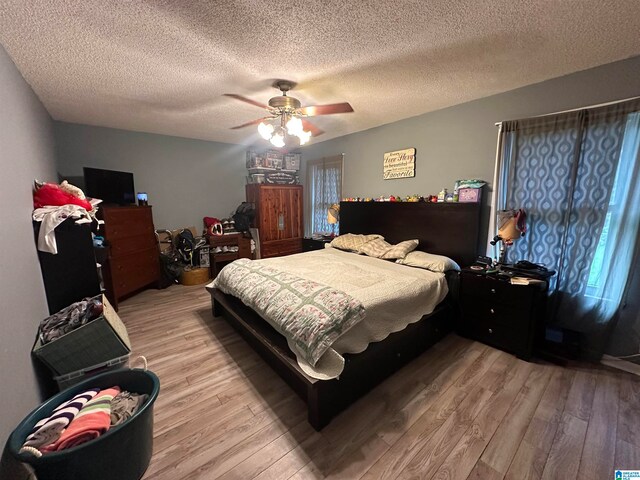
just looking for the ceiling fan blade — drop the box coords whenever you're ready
[223,94,268,109]
[230,117,270,130]
[302,119,325,137]
[298,103,354,116]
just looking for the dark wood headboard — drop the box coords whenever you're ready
[339,202,481,267]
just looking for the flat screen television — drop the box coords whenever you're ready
[83,167,136,205]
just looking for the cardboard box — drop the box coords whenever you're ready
[33,295,131,376]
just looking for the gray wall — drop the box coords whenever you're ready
[54,123,248,231]
[303,55,640,247]
[0,45,57,445]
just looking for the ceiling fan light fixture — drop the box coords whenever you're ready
[286,116,303,136]
[270,126,285,147]
[298,129,312,145]
[258,121,274,140]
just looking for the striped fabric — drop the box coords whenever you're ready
[21,389,100,451]
[42,386,120,452]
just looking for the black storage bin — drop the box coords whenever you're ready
[7,369,160,480]
[34,218,101,315]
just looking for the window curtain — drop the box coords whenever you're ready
[492,99,640,359]
[304,155,343,236]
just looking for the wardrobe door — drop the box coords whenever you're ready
[282,186,302,240]
[260,186,280,242]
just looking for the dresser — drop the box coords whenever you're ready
[99,206,160,310]
[458,270,547,360]
[246,184,303,258]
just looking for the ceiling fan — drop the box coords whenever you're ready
[225,80,354,147]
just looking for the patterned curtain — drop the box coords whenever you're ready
[495,99,640,358]
[305,155,343,236]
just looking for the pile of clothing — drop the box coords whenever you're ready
[19,387,148,457]
[32,180,102,255]
[39,295,104,344]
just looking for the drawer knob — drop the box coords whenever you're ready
[491,288,496,294]
[490,308,495,314]
[488,328,493,334]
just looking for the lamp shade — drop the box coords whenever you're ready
[497,209,526,241]
[327,204,339,224]
[498,218,521,241]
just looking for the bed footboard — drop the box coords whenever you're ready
[206,286,452,430]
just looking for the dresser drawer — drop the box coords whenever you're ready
[461,273,535,308]
[467,315,529,357]
[110,248,160,297]
[110,233,157,258]
[102,208,154,240]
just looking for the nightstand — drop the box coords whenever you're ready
[457,269,547,360]
[209,234,252,278]
[302,237,332,252]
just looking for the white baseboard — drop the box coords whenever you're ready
[601,354,640,376]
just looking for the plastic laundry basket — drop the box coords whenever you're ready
[7,368,160,480]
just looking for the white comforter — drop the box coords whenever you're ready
[219,246,448,380]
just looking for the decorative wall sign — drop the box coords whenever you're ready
[383,148,416,180]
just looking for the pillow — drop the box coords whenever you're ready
[381,239,419,260]
[330,233,384,253]
[359,238,393,258]
[396,251,460,272]
[360,238,419,259]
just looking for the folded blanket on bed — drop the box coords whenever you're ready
[213,259,366,367]
[20,389,100,452]
[42,386,120,452]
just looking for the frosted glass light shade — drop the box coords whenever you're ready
[286,116,303,136]
[298,130,312,145]
[258,122,274,140]
[270,132,285,148]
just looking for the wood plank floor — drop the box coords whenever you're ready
[116,284,639,480]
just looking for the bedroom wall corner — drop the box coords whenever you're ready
[0,44,57,445]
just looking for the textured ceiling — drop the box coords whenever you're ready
[1,0,639,146]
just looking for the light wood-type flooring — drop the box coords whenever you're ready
[117,284,640,480]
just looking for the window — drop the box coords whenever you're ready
[586,112,640,297]
[305,155,343,236]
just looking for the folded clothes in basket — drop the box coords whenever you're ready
[110,391,148,426]
[20,389,100,452]
[42,387,120,452]
[39,295,104,344]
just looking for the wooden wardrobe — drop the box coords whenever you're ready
[246,184,303,258]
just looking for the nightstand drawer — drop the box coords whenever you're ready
[461,273,534,308]
[467,316,529,356]
[460,297,528,328]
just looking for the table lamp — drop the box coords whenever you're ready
[327,204,340,237]
[490,209,527,265]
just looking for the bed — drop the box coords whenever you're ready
[206,201,481,430]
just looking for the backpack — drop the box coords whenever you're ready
[232,202,256,232]
[175,229,196,264]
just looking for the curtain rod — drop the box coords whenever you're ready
[495,95,640,126]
